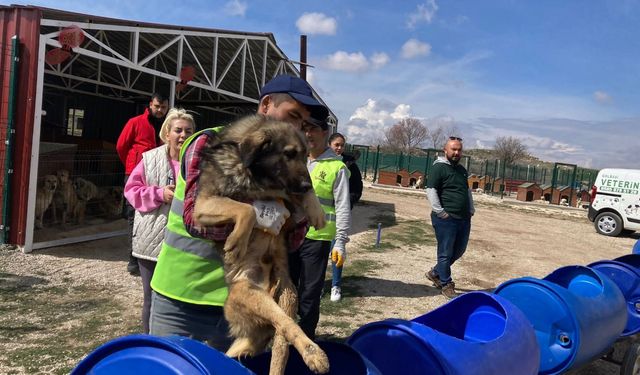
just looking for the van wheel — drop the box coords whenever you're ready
[595,212,623,237]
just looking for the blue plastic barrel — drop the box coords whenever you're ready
[589,254,640,336]
[346,291,539,375]
[72,334,253,374]
[633,239,640,255]
[494,266,627,375]
[240,341,381,375]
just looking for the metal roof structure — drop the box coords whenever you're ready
[36,5,335,121]
[0,5,336,252]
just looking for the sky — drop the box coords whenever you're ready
[12,0,640,169]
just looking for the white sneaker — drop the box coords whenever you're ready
[330,286,342,302]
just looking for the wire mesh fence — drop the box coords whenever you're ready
[344,144,598,206]
[33,145,126,244]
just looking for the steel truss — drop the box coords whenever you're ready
[39,18,331,118]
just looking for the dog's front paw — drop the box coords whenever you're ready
[224,229,250,261]
[308,210,326,230]
[301,343,329,374]
[302,192,326,229]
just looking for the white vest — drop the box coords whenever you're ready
[132,145,173,261]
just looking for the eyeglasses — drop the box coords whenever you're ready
[449,136,463,141]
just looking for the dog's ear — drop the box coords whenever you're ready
[238,130,270,167]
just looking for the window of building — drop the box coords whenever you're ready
[67,108,84,137]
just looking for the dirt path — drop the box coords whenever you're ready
[1,185,637,374]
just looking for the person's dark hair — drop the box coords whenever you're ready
[150,92,169,103]
[328,132,346,144]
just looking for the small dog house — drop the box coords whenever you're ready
[378,169,424,188]
[468,174,486,191]
[539,184,552,202]
[517,182,542,202]
[552,185,577,206]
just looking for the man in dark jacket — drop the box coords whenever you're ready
[116,93,169,275]
[425,137,475,299]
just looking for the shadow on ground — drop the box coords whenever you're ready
[34,234,129,262]
[350,200,399,236]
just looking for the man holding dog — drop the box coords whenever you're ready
[425,136,475,299]
[117,93,170,276]
[291,117,351,340]
[149,75,328,349]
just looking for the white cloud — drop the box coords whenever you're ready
[223,0,247,17]
[401,39,431,59]
[370,53,390,69]
[296,13,337,35]
[323,51,369,72]
[407,0,439,29]
[320,51,390,72]
[343,99,413,144]
[593,90,612,104]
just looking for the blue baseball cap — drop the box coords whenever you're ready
[260,75,329,120]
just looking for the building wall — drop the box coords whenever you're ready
[0,6,41,245]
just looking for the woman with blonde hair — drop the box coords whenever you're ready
[124,108,195,333]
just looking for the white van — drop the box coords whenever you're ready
[588,168,640,236]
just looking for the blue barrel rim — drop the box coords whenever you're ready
[589,259,640,336]
[239,340,383,375]
[72,334,210,374]
[494,276,580,373]
[614,254,640,269]
[412,291,511,343]
[544,265,605,290]
[347,318,448,372]
[589,259,640,277]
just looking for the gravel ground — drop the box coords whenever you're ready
[1,184,638,374]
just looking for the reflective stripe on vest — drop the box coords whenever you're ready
[318,197,335,206]
[163,198,219,259]
[150,128,228,307]
[305,159,347,241]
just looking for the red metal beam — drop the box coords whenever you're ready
[0,6,42,245]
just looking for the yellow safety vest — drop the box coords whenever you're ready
[150,128,228,306]
[306,158,348,241]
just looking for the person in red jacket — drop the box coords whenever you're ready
[117,93,169,275]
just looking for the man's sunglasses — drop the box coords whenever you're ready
[449,136,463,141]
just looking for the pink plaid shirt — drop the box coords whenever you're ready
[182,131,307,250]
[182,132,234,241]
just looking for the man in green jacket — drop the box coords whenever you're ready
[425,137,475,299]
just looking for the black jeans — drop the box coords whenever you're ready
[288,238,331,340]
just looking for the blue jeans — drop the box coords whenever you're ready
[149,291,232,351]
[430,213,471,285]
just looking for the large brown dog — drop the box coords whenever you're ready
[193,115,329,375]
[35,175,58,229]
[73,177,98,225]
[94,186,124,219]
[52,169,76,226]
